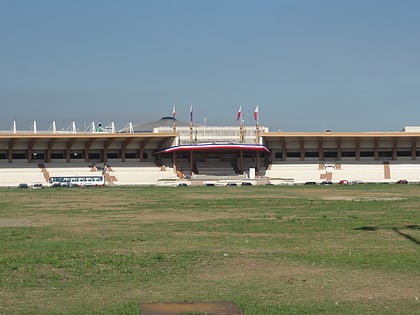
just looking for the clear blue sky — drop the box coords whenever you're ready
[1,0,419,132]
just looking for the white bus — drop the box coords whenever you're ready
[48,175,106,187]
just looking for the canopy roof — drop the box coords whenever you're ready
[153,143,271,155]
[0,132,176,151]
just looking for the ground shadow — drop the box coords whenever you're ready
[392,227,420,246]
[354,225,419,246]
[353,226,378,231]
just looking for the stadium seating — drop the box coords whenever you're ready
[106,164,178,186]
[265,162,326,183]
[2,159,420,186]
[264,161,413,183]
[0,163,45,187]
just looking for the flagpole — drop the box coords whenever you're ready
[172,105,176,134]
[236,106,243,143]
[256,124,260,144]
[254,105,260,144]
[189,105,193,144]
[241,116,245,143]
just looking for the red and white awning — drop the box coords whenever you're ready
[153,143,270,155]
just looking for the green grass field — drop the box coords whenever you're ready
[0,185,419,314]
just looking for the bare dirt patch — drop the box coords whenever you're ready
[323,196,406,201]
[0,218,32,227]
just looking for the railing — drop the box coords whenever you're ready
[0,121,119,134]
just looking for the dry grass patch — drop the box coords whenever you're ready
[195,257,420,303]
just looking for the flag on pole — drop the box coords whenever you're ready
[253,105,259,122]
[236,106,242,121]
[189,105,193,123]
[172,105,176,119]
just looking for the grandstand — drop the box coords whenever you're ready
[1,118,420,187]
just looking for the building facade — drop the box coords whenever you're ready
[1,120,420,185]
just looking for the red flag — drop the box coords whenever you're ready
[253,105,259,121]
[236,106,242,121]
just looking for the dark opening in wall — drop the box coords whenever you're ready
[287,152,300,158]
[360,151,374,157]
[342,151,356,158]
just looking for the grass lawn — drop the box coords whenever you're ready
[0,185,419,314]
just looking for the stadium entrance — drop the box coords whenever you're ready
[154,143,271,182]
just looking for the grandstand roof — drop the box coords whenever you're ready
[261,131,420,146]
[0,132,176,150]
[153,143,270,155]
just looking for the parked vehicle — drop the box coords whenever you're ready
[321,181,333,185]
[48,175,105,187]
[32,182,43,189]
